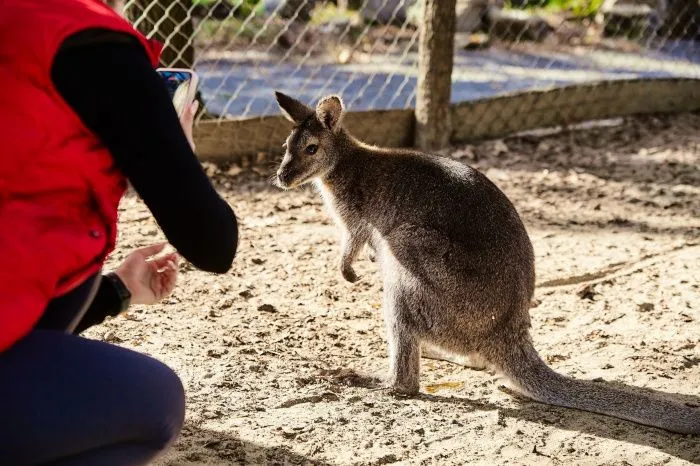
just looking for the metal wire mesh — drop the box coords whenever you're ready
[107,0,700,138]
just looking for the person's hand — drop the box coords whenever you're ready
[114,243,179,306]
[180,100,199,152]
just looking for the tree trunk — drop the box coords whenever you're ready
[126,0,195,68]
[415,0,457,150]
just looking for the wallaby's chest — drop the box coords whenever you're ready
[315,180,363,228]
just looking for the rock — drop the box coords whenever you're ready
[485,8,554,42]
[637,302,655,312]
[601,2,659,40]
[360,0,419,25]
[213,298,231,311]
[207,348,228,358]
[456,32,491,50]
[226,165,242,176]
[277,0,316,22]
[258,303,277,313]
[576,283,598,300]
[376,454,398,465]
[103,330,122,343]
[276,20,318,51]
[456,0,491,34]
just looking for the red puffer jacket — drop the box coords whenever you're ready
[0,0,162,351]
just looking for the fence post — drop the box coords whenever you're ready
[128,0,195,68]
[415,0,457,151]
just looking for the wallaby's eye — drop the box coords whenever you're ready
[305,144,318,155]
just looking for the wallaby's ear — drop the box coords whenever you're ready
[275,91,312,124]
[316,95,344,133]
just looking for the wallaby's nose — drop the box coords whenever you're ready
[276,168,288,187]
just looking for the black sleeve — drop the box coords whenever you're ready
[50,29,238,274]
[73,276,123,335]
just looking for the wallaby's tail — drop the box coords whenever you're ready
[496,341,700,435]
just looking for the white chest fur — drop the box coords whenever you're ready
[313,179,345,229]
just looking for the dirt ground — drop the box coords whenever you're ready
[85,113,700,465]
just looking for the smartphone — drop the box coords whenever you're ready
[156,68,199,117]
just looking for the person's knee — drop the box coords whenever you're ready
[140,357,186,451]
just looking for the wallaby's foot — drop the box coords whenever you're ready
[340,264,359,283]
[387,378,420,397]
[319,368,382,389]
[361,378,419,398]
[323,371,418,397]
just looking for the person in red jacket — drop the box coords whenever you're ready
[0,1,238,464]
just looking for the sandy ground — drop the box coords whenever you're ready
[85,113,700,465]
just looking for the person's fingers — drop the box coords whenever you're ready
[164,260,178,282]
[163,260,178,293]
[151,277,163,302]
[148,259,177,301]
[162,273,176,296]
[166,259,178,272]
[134,243,167,259]
[153,252,179,271]
[180,100,198,126]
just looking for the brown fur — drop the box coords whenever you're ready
[274,91,700,435]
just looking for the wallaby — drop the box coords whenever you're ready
[273,91,700,435]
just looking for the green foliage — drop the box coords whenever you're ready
[310,3,359,25]
[505,0,604,19]
[196,14,283,45]
[548,0,604,17]
[192,0,264,17]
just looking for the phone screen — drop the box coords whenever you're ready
[158,70,194,116]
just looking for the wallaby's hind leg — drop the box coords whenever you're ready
[382,284,422,395]
[385,318,421,395]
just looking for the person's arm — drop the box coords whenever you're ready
[72,276,123,334]
[50,29,238,275]
[73,243,179,334]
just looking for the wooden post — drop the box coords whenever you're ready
[415,0,457,151]
[127,0,195,68]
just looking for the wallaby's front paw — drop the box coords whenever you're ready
[341,265,359,283]
[367,249,377,263]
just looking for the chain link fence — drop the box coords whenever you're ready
[105,0,700,152]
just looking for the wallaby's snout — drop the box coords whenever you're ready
[275,167,288,188]
[275,153,296,188]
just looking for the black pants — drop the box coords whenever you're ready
[0,275,186,465]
